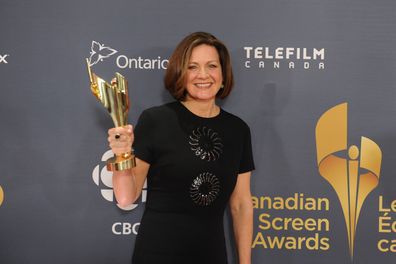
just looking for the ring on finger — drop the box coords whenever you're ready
[115,133,121,140]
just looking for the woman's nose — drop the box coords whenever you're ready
[197,67,209,78]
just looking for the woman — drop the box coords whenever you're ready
[108,32,254,264]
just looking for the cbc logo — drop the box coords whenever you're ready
[112,222,140,235]
[92,150,147,211]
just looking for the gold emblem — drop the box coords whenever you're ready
[315,103,382,258]
[0,185,4,206]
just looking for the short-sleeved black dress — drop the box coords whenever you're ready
[132,101,254,264]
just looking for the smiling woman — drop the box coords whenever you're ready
[184,44,223,103]
[108,32,255,264]
[164,32,233,102]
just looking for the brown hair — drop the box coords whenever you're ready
[164,32,234,100]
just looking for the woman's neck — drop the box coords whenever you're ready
[181,99,220,118]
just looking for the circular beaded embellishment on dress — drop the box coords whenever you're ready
[189,126,223,161]
[190,172,221,206]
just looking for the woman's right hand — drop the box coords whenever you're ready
[108,125,134,155]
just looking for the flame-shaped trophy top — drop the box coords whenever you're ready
[86,58,129,127]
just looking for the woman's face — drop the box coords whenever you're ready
[184,44,223,102]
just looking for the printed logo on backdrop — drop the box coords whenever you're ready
[0,185,4,206]
[316,103,382,259]
[87,41,118,66]
[315,103,396,257]
[87,40,168,70]
[92,150,147,236]
[243,46,324,70]
[0,54,9,64]
[92,150,147,211]
[251,102,395,257]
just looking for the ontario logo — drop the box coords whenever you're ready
[87,40,168,69]
[0,184,4,206]
[315,103,382,259]
[92,150,147,211]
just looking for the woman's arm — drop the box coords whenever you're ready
[229,171,253,264]
[108,125,150,207]
[112,158,150,206]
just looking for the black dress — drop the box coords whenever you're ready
[132,102,255,264]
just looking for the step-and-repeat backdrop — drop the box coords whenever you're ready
[1,0,395,263]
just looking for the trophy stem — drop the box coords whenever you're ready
[86,58,94,83]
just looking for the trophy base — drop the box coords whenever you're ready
[106,152,136,171]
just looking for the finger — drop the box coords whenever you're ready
[109,138,123,148]
[111,145,131,155]
[114,126,128,133]
[111,147,124,155]
[111,137,131,146]
[108,127,116,135]
[109,134,131,145]
[110,141,128,149]
[109,125,133,135]
[108,127,125,138]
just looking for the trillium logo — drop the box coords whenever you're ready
[87,41,117,66]
[92,150,147,211]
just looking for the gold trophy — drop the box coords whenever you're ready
[86,59,136,171]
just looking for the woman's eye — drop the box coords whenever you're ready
[188,65,197,70]
[209,64,218,68]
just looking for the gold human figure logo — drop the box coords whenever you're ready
[315,103,382,259]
